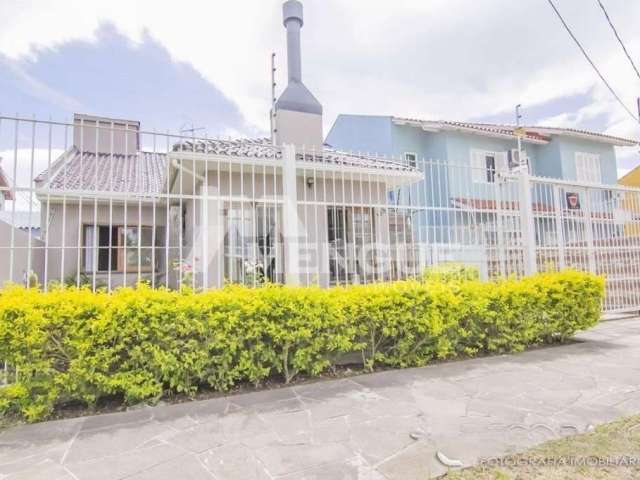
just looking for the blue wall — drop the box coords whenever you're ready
[555,138,617,184]
[325,115,393,156]
[532,140,562,178]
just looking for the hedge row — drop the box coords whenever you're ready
[0,270,604,421]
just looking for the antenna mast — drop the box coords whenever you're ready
[179,121,205,137]
[270,52,277,145]
[515,104,524,168]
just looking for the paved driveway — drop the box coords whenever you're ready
[1,319,640,479]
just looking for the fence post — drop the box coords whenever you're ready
[494,179,506,277]
[518,170,538,276]
[583,189,597,273]
[282,144,300,285]
[552,185,566,270]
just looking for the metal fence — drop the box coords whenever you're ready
[0,115,639,316]
[0,115,424,293]
[1,361,16,387]
[529,176,640,312]
[417,160,640,313]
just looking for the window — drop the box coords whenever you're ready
[327,207,376,285]
[83,225,155,273]
[485,155,496,183]
[404,152,417,167]
[224,203,282,284]
[327,207,346,244]
[575,152,601,184]
[471,150,508,183]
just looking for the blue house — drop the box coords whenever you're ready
[326,115,638,277]
[326,115,635,185]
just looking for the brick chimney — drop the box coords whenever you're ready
[73,114,140,155]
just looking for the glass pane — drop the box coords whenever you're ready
[84,225,95,272]
[141,227,153,247]
[126,248,153,268]
[486,156,496,183]
[98,226,117,271]
[124,227,138,247]
[122,227,154,248]
[224,204,255,283]
[98,248,111,271]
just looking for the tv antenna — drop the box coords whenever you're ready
[179,121,206,137]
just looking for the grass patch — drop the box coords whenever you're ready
[441,414,640,479]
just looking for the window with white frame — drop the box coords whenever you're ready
[575,152,601,184]
[470,150,508,183]
[83,225,156,273]
[404,152,417,167]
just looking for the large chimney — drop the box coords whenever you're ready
[274,0,323,150]
[73,114,140,155]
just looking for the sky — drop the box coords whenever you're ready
[0,0,639,179]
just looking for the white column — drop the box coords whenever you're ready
[583,190,596,274]
[200,183,225,288]
[519,170,538,276]
[282,144,300,285]
[553,186,566,270]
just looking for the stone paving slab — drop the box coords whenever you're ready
[1,318,640,479]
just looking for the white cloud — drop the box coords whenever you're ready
[0,58,83,111]
[0,0,639,146]
[0,148,64,211]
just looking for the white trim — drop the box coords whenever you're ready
[403,152,417,167]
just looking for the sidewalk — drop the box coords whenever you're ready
[1,319,639,479]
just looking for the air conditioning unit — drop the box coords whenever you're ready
[508,149,529,169]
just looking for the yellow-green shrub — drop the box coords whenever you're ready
[0,270,604,422]
[422,262,480,283]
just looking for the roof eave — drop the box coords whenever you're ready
[34,190,163,204]
[526,128,638,147]
[392,117,549,144]
[170,150,282,166]
[391,118,441,132]
[439,124,549,144]
[296,160,423,182]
